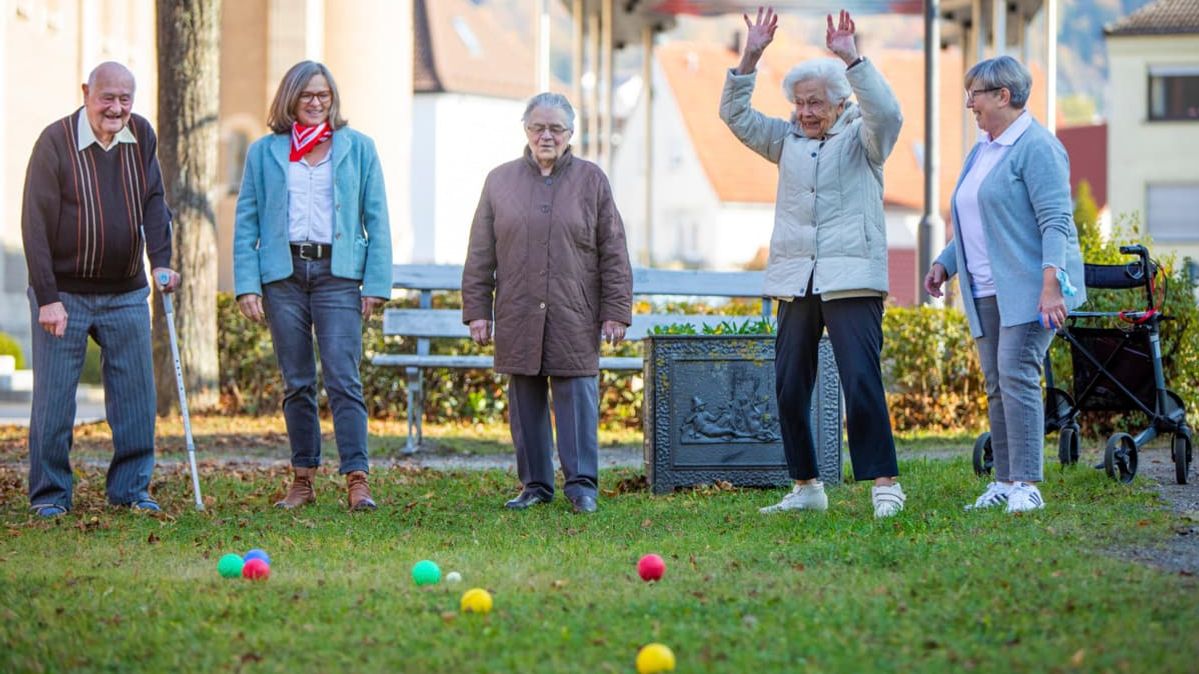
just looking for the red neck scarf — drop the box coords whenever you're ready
[290,122,332,161]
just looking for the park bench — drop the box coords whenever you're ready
[372,264,777,454]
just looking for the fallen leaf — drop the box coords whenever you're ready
[1070,649,1085,666]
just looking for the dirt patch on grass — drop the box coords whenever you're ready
[1107,446,1199,576]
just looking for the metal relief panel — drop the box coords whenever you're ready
[645,335,841,494]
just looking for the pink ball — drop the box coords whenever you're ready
[242,558,270,581]
[637,554,666,582]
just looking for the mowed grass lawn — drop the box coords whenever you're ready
[1,419,1197,673]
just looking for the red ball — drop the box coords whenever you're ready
[637,554,666,582]
[242,558,270,581]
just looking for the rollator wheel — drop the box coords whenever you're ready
[1104,433,1138,484]
[973,432,993,476]
[1173,433,1192,485]
[1058,424,1081,467]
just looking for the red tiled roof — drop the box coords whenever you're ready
[1106,0,1199,36]
[413,0,536,99]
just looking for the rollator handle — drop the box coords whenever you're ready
[1119,244,1147,257]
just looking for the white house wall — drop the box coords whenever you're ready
[411,93,527,264]
[1107,33,1199,264]
[612,59,735,269]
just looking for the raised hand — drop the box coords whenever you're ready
[826,9,859,65]
[737,6,779,74]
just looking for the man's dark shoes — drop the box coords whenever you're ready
[568,494,597,514]
[505,490,550,510]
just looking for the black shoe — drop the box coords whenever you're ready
[505,490,551,510]
[568,493,597,514]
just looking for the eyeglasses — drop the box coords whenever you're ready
[299,91,333,105]
[966,87,1003,102]
[794,99,828,113]
[525,124,571,137]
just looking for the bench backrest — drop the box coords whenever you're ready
[385,264,772,340]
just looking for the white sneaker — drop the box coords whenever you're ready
[759,482,828,513]
[1005,482,1046,513]
[871,483,906,518]
[965,481,1013,511]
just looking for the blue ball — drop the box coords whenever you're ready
[245,548,271,566]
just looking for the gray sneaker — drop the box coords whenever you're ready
[759,482,828,514]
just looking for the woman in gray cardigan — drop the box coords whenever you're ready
[721,8,906,518]
[924,56,1086,513]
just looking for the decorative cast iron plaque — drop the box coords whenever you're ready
[643,335,842,494]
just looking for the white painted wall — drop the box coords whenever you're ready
[325,0,414,266]
[612,61,737,269]
[2,0,156,359]
[410,93,527,264]
[1107,34,1199,263]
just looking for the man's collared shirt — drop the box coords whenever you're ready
[76,111,137,152]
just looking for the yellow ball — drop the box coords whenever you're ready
[460,588,493,614]
[636,643,676,673]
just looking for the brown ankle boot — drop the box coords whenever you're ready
[275,467,317,509]
[346,471,377,511]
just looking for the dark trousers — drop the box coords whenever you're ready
[507,374,599,500]
[27,286,157,509]
[262,255,369,474]
[775,291,898,482]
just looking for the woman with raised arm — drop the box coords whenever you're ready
[720,7,906,517]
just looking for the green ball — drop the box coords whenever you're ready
[411,560,441,586]
[218,553,245,579]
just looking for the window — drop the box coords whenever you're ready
[1146,183,1199,242]
[1148,67,1199,121]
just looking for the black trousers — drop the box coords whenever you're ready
[774,290,898,482]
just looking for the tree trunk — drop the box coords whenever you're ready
[154,0,221,414]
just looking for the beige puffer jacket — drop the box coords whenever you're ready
[719,59,902,299]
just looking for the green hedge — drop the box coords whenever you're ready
[0,332,24,370]
[217,241,1197,436]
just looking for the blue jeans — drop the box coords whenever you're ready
[974,296,1054,483]
[262,256,369,474]
[27,286,157,509]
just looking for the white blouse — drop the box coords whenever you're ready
[287,149,335,244]
[953,110,1032,298]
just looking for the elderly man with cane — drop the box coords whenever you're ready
[21,62,180,517]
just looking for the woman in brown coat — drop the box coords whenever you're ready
[462,92,633,514]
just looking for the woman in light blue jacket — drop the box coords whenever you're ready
[234,61,392,512]
[924,56,1086,513]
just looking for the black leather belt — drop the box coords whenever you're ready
[290,242,330,260]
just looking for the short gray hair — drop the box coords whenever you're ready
[522,92,575,129]
[782,58,852,106]
[965,55,1033,109]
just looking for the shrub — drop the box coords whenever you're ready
[882,305,987,433]
[0,332,25,370]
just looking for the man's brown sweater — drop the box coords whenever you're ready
[21,109,172,306]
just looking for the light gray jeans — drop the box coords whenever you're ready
[974,296,1055,483]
